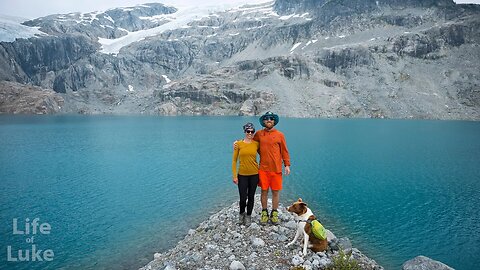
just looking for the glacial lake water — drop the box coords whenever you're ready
[0,115,479,270]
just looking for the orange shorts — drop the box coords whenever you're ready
[258,170,283,191]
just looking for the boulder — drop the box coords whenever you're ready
[402,256,454,270]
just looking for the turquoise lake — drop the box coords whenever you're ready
[1,115,479,270]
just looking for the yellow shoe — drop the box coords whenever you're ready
[270,210,279,225]
[260,209,269,225]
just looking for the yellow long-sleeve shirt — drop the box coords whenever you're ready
[232,140,259,177]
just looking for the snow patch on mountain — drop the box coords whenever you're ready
[290,42,302,53]
[161,75,171,83]
[279,12,312,20]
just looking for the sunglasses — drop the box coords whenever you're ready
[263,116,275,121]
[245,130,255,134]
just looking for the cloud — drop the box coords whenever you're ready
[0,0,268,19]
[1,0,479,19]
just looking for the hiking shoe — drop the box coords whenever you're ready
[260,209,269,225]
[238,212,246,225]
[245,215,252,226]
[270,210,279,225]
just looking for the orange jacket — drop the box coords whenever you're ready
[253,128,290,173]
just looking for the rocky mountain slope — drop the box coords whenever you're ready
[0,0,479,119]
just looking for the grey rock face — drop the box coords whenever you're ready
[316,47,374,73]
[274,0,455,18]
[391,20,479,58]
[0,35,97,87]
[104,3,176,32]
[274,0,328,16]
[150,75,275,116]
[402,255,455,270]
[23,3,177,39]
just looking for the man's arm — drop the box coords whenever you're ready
[253,131,260,142]
[280,134,291,175]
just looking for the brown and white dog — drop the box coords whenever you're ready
[286,198,328,256]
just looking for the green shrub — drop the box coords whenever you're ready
[327,249,361,270]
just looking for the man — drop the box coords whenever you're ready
[236,111,291,225]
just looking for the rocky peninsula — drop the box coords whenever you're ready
[140,195,456,270]
[140,195,382,270]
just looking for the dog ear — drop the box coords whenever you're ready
[297,198,303,202]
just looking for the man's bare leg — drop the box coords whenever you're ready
[272,190,279,210]
[261,189,268,209]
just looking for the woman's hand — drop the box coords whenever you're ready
[233,177,238,185]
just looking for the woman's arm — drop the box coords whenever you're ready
[232,144,240,184]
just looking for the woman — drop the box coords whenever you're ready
[232,122,259,226]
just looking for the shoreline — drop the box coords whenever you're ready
[140,195,383,270]
[1,113,479,122]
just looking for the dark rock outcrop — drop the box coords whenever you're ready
[316,47,374,73]
[0,81,64,114]
[151,75,275,116]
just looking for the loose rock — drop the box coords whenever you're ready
[230,260,246,270]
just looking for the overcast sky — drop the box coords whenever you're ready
[1,0,479,19]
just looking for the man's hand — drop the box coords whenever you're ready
[284,166,291,175]
[233,177,238,185]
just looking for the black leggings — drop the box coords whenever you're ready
[238,174,259,215]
